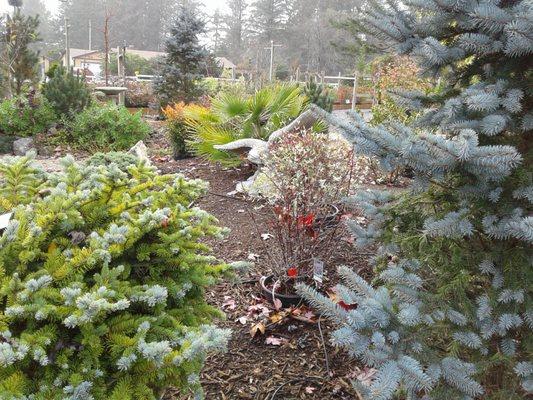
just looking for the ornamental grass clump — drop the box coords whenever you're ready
[0,153,231,399]
[298,0,532,398]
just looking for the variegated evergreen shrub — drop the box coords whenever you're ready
[298,0,532,399]
[0,154,231,399]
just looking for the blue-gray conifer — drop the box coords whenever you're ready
[298,0,532,398]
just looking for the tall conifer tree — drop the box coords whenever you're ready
[299,0,532,398]
[154,5,208,105]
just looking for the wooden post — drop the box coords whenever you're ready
[296,66,300,83]
[337,71,341,88]
[103,12,110,86]
[352,72,358,110]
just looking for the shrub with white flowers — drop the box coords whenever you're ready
[0,154,231,399]
[298,0,532,399]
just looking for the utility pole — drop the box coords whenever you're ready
[265,40,282,82]
[60,0,70,70]
[65,17,70,70]
[88,20,92,51]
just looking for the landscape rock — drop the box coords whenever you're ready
[128,140,151,164]
[13,137,36,156]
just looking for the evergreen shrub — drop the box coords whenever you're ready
[65,103,150,151]
[0,153,231,399]
[42,67,92,117]
[303,81,334,112]
[163,102,192,160]
[0,93,56,137]
[298,0,532,398]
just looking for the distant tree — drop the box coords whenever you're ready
[204,53,223,78]
[0,10,41,97]
[275,63,289,80]
[109,53,158,76]
[21,0,57,53]
[57,0,185,51]
[154,6,209,105]
[209,8,223,54]
[250,0,287,43]
[8,0,23,8]
[224,0,247,61]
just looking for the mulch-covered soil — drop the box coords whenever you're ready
[156,157,372,400]
[32,120,390,400]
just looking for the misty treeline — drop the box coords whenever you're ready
[20,0,364,75]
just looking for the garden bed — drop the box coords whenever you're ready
[14,120,389,399]
[156,157,372,399]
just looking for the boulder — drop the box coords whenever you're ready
[128,140,151,164]
[13,137,36,156]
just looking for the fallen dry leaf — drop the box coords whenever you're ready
[247,253,260,261]
[265,336,288,346]
[261,233,273,240]
[304,386,316,394]
[221,296,237,310]
[269,312,285,323]
[250,322,266,337]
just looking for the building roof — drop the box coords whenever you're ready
[216,57,236,69]
[68,49,236,69]
[69,48,97,59]
[126,49,166,60]
[71,50,105,60]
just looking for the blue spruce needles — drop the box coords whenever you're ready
[298,0,532,398]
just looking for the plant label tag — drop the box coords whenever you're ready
[0,212,13,231]
[313,258,324,285]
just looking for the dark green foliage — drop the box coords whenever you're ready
[275,64,289,81]
[0,10,41,96]
[162,103,192,160]
[0,135,17,154]
[109,53,159,76]
[303,80,333,112]
[0,91,56,136]
[64,103,150,151]
[168,120,191,160]
[154,6,209,106]
[43,67,92,117]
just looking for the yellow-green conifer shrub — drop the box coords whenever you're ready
[0,154,231,399]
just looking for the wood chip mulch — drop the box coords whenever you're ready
[155,156,375,400]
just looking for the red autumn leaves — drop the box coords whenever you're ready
[273,206,318,240]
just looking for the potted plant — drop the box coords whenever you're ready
[250,129,355,307]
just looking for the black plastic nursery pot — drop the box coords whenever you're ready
[260,275,305,308]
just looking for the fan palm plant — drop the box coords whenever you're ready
[185,84,307,166]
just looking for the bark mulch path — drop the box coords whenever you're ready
[155,156,373,400]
